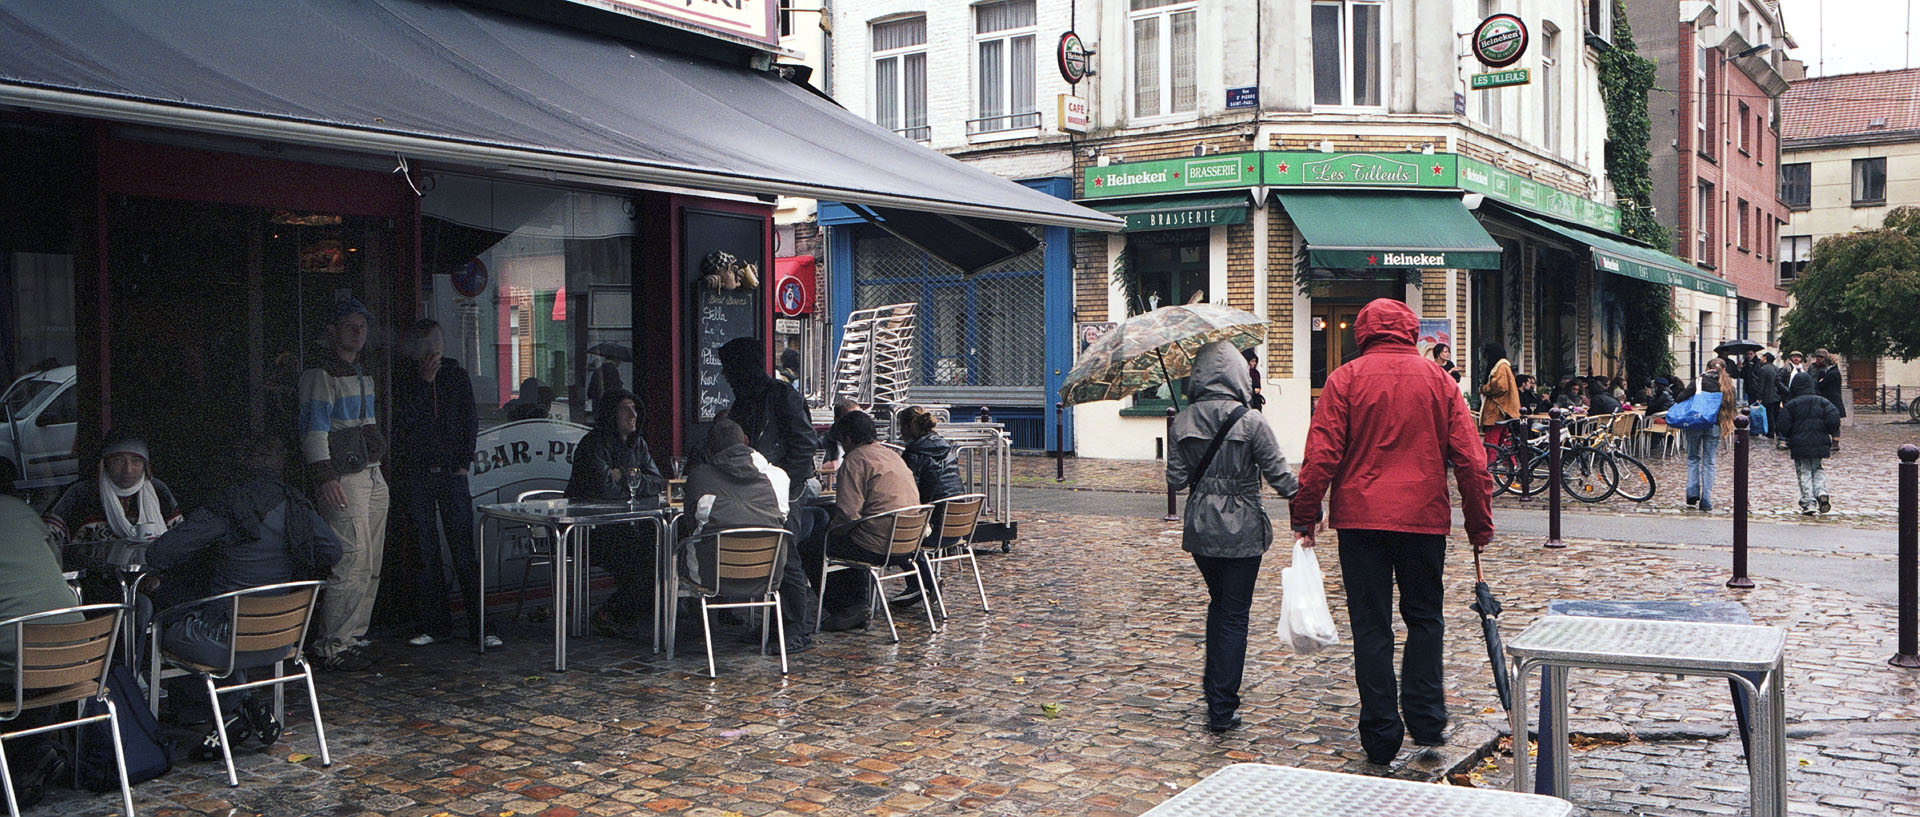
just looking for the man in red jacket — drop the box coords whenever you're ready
[1290,298,1494,766]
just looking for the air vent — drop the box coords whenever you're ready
[1870,117,1889,129]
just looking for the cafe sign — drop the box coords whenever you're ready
[1471,68,1531,89]
[1471,13,1528,68]
[566,0,778,48]
[1457,155,1620,232]
[1123,205,1247,232]
[1268,152,1458,188]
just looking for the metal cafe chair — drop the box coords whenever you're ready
[506,489,566,621]
[677,527,794,677]
[815,504,937,643]
[921,494,991,619]
[0,603,135,817]
[147,581,329,787]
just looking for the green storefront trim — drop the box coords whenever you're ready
[1278,191,1503,270]
[1085,192,1251,232]
[1512,212,1735,298]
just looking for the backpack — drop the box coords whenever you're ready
[77,662,173,791]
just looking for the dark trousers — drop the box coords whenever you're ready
[779,506,826,638]
[1336,529,1448,760]
[1765,402,1784,440]
[594,524,657,620]
[396,470,490,640]
[1192,553,1262,724]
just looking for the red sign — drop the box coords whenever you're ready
[774,255,816,316]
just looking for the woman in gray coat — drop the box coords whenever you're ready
[1166,340,1299,732]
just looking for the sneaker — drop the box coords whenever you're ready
[1207,713,1244,733]
[12,743,66,808]
[406,633,435,647]
[783,636,816,655]
[1698,500,1713,512]
[1802,507,1817,516]
[241,696,282,747]
[316,646,375,672]
[889,588,925,610]
[820,610,871,632]
[353,637,372,648]
[481,634,505,649]
[189,715,252,762]
[1685,496,1698,507]
[1819,495,1832,514]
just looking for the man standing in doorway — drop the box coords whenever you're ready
[299,298,390,672]
[718,337,821,638]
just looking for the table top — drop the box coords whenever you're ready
[1140,764,1572,817]
[478,497,672,525]
[1508,615,1785,672]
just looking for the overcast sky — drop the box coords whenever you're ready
[1779,0,1918,76]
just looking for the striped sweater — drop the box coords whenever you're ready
[298,353,387,483]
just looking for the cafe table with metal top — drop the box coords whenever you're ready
[1140,763,1572,817]
[475,497,675,671]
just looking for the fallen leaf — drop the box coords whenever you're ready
[287,753,314,763]
[1013,677,1025,685]
[1798,758,1812,767]
[1039,703,1061,719]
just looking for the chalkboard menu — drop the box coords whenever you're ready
[682,209,765,433]
[694,287,755,422]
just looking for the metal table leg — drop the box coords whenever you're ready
[477,519,488,655]
[1547,665,1571,797]
[554,522,574,672]
[1510,658,1533,794]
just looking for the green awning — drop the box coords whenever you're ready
[1512,213,1735,297]
[1086,192,1250,232]
[1277,191,1502,269]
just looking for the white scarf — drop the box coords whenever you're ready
[100,466,164,540]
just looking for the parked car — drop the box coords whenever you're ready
[1,365,78,491]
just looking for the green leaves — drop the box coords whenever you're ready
[1784,208,1920,361]
[1600,0,1678,383]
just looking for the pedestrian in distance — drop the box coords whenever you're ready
[1754,352,1783,440]
[1778,351,1806,449]
[1676,358,1738,512]
[1166,341,1298,734]
[1289,299,1494,765]
[1779,371,1842,514]
[1426,342,1454,374]
[1476,343,1518,449]
[299,297,389,672]
[1811,349,1847,450]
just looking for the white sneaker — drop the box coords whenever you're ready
[481,635,505,649]
[353,637,373,648]
[406,634,435,647]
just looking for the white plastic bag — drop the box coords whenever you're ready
[1276,539,1340,653]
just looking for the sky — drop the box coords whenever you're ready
[1779,0,1920,76]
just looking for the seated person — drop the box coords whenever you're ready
[682,419,815,654]
[45,430,183,544]
[503,377,552,421]
[0,491,84,807]
[892,405,962,609]
[566,389,664,637]
[145,434,342,759]
[800,410,919,632]
[1645,378,1676,414]
[1587,377,1622,414]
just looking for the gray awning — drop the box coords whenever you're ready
[0,0,1120,232]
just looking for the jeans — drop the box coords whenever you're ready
[159,607,292,721]
[396,469,489,640]
[315,466,390,657]
[1337,529,1448,761]
[1191,553,1261,725]
[778,506,825,638]
[1683,428,1721,508]
[1794,458,1828,509]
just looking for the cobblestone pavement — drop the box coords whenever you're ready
[37,511,1920,816]
[1014,415,1920,528]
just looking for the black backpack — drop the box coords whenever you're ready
[76,663,173,791]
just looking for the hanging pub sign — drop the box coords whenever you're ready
[1057,94,1089,133]
[1471,13,1528,68]
[1057,31,1090,84]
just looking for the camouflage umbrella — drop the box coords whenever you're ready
[1059,303,1267,407]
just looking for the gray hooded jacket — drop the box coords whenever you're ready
[1166,341,1299,558]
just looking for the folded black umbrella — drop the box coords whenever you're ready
[1471,551,1513,712]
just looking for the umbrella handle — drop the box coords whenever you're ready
[1473,550,1485,583]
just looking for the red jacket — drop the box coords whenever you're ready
[1289,299,1494,546]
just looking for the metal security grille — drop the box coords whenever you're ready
[851,227,1045,397]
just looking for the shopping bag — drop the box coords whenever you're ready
[1746,402,1769,436]
[1276,539,1340,653]
[1666,379,1722,429]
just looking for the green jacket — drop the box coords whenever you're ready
[0,495,83,679]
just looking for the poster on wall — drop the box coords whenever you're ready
[1077,321,1117,356]
[1416,318,1453,359]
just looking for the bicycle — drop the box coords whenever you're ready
[1482,417,1545,496]
[1520,414,1657,503]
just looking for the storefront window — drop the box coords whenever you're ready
[419,175,634,430]
[1123,230,1207,411]
[849,225,1044,398]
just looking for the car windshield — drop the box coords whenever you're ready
[2,378,55,416]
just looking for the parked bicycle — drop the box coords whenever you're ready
[1518,413,1656,503]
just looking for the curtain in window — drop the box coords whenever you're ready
[979,39,1004,120]
[873,16,926,50]
[1011,34,1035,115]
[1134,17,1161,116]
[1170,11,1196,113]
[904,52,927,130]
[975,0,1035,33]
[1311,4,1341,106]
[1350,3,1380,106]
[875,57,899,131]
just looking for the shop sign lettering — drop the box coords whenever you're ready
[570,0,777,47]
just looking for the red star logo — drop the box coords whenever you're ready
[1432,164,1444,175]
[1367,254,1379,265]
[1173,172,1181,178]
[1246,165,1256,172]
[1093,178,1102,186]
[1276,162,1290,173]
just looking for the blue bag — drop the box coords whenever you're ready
[1666,380,1723,429]
[77,662,173,791]
[1746,402,1769,436]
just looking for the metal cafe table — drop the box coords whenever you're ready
[476,497,673,671]
[1507,615,1788,817]
[1140,763,1572,816]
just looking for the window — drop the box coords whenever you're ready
[1853,157,1887,205]
[1737,101,1750,154]
[1542,25,1559,153]
[873,16,929,141]
[1474,0,1500,127]
[1311,1,1386,108]
[779,0,792,38]
[1780,163,1810,208]
[1694,44,1714,157]
[1779,235,1812,282]
[1695,181,1714,266]
[1131,0,1198,120]
[971,0,1039,135]
[1737,198,1750,251]
[1585,0,1611,41]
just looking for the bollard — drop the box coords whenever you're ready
[1055,401,1066,482]
[1728,413,1755,589]
[1545,408,1566,548]
[1895,445,1920,668]
[1164,406,1180,522]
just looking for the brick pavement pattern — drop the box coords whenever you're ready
[39,510,1920,816]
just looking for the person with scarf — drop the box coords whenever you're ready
[45,431,183,544]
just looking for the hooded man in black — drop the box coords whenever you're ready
[683,419,816,652]
[718,338,819,496]
[566,389,665,636]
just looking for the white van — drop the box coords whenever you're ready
[0,365,79,491]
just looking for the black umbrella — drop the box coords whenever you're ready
[587,342,634,362]
[1470,551,1513,711]
[1715,338,1763,356]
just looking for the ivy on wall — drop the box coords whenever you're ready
[1599,0,1680,385]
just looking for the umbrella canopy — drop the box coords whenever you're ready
[1470,552,1513,712]
[587,342,634,362]
[1715,338,1763,356]
[1059,303,1267,406]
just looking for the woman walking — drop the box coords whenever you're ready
[1678,358,1738,511]
[1166,341,1298,733]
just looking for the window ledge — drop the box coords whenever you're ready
[1697,150,1718,165]
[1853,200,1887,208]
[968,126,1043,145]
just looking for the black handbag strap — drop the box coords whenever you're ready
[1184,405,1250,492]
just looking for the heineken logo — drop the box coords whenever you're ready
[1099,169,1169,188]
[1597,254,1623,273]
[1374,252,1446,266]
[1472,14,1528,68]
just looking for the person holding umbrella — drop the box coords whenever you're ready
[1289,298,1494,766]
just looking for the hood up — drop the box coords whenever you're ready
[1788,371,1817,398]
[1354,298,1419,350]
[706,442,765,481]
[1186,340,1253,405]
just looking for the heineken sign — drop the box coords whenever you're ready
[1271,153,1456,187]
[1085,153,1260,196]
[1472,14,1528,67]
[1471,68,1531,89]
[1309,248,1500,269]
[1457,156,1619,232]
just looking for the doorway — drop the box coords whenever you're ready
[1309,305,1363,398]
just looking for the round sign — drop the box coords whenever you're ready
[778,277,806,315]
[453,257,489,298]
[1472,13,1529,68]
[1057,31,1090,85]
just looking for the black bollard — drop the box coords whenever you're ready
[1545,408,1566,548]
[1728,413,1755,589]
[1895,445,1920,668]
[1164,406,1180,522]
[1055,401,1066,482]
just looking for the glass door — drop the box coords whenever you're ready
[1309,305,1364,402]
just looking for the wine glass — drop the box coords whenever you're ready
[625,469,642,505]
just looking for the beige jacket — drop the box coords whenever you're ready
[830,442,921,555]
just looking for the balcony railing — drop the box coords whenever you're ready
[894,125,931,142]
[966,111,1041,135]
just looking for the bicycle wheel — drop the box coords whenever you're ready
[1485,443,1521,495]
[1563,447,1618,502]
[1520,451,1554,497]
[1607,450,1656,502]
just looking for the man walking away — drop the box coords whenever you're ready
[299,297,389,672]
[1755,353,1783,440]
[1779,371,1842,514]
[1167,341,1297,733]
[1289,298,1494,766]
[1744,351,1778,438]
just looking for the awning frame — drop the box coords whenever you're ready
[1496,207,1735,298]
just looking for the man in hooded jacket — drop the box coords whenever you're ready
[682,419,816,652]
[1166,341,1298,733]
[1779,371,1842,514]
[567,389,665,636]
[1290,298,1495,765]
